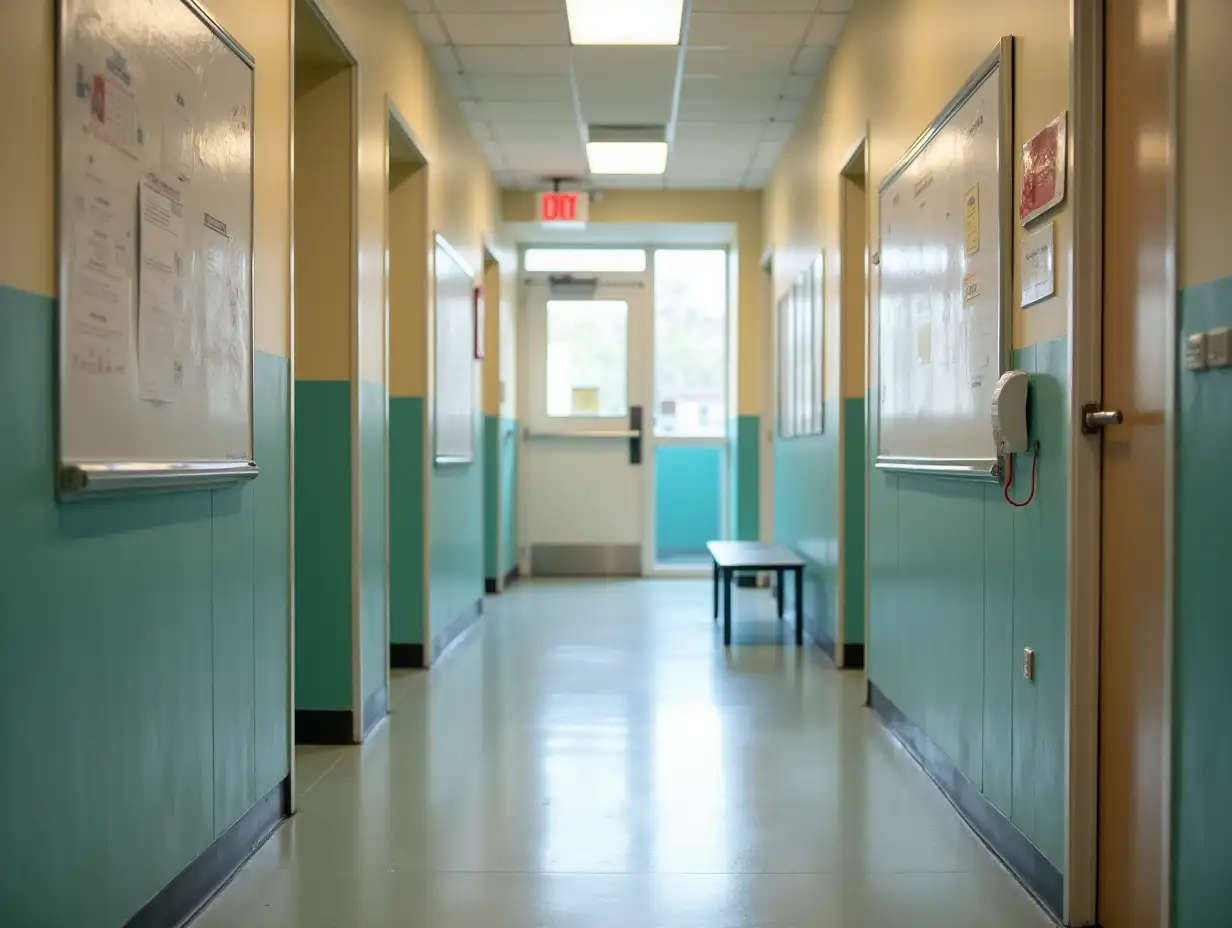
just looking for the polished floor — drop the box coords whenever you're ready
[194,581,1055,927]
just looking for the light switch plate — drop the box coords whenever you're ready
[1208,327,1232,368]
[1187,332,1209,371]
[1023,648,1035,682]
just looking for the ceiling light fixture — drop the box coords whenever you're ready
[586,141,669,175]
[565,0,685,46]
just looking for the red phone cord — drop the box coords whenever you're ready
[1004,442,1039,508]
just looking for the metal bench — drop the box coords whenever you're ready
[706,541,805,647]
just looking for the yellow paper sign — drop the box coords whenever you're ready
[964,184,980,256]
[571,386,599,414]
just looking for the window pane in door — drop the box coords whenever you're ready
[653,250,727,437]
[546,300,629,418]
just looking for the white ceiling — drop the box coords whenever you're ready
[405,0,853,190]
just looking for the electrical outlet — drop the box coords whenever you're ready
[1208,327,1232,368]
[1187,333,1209,372]
[1023,648,1035,682]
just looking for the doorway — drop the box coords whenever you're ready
[518,247,729,577]
[1093,0,1175,925]
[291,0,367,742]
[838,137,869,669]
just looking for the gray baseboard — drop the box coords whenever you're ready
[869,683,1063,920]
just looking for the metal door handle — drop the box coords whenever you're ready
[1081,403,1123,434]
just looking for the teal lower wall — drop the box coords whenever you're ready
[1173,277,1232,926]
[841,397,866,645]
[390,396,425,644]
[484,415,499,580]
[655,445,723,559]
[359,380,386,702]
[429,405,485,645]
[774,399,840,645]
[500,416,517,576]
[867,337,1068,867]
[294,379,352,710]
[0,285,290,926]
[730,415,760,541]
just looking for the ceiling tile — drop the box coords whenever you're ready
[571,46,680,81]
[806,13,847,47]
[441,72,478,100]
[759,121,796,142]
[680,75,784,104]
[690,0,818,9]
[674,122,766,149]
[412,12,448,44]
[782,73,817,100]
[491,122,582,145]
[592,176,666,189]
[468,74,573,102]
[434,0,563,9]
[454,46,570,74]
[774,98,805,120]
[791,45,832,74]
[579,100,674,124]
[665,174,746,188]
[678,99,779,122]
[684,47,796,76]
[462,100,578,122]
[426,44,462,74]
[440,12,568,45]
[688,13,812,47]
[578,75,678,107]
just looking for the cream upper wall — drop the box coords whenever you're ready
[0,0,499,372]
[0,2,56,298]
[766,0,1073,397]
[1181,0,1232,290]
[294,67,355,381]
[0,0,293,364]
[297,0,499,386]
[502,189,764,415]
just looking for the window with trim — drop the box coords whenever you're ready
[777,255,825,438]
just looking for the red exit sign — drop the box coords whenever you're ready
[538,191,588,227]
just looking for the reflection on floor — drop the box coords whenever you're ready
[194,580,1054,927]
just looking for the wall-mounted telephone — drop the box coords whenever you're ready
[991,370,1030,455]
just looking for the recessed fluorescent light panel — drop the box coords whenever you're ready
[566,0,684,46]
[586,142,669,175]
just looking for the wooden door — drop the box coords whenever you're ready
[1097,0,1174,924]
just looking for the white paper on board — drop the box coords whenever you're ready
[1022,222,1057,307]
[138,173,188,403]
[68,143,136,377]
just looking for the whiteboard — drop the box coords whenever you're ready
[433,235,476,465]
[876,39,1013,478]
[57,0,255,497]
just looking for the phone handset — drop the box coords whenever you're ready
[991,370,1030,455]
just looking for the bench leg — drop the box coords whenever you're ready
[723,568,733,647]
[712,561,719,620]
[795,567,804,646]
[776,568,784,618]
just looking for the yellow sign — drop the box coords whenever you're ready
[964,184,980,256]
[571,386,599,414]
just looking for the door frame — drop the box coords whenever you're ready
[1066,0,1179,923]
[837,128,870,673]
[515,245,734,578]
[517,255,654,576]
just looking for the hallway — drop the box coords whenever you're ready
[194,582,1053,927]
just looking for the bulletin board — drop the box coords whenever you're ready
[56,0,255,498]
[875,38,1014,478]
[433,234,477,465]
